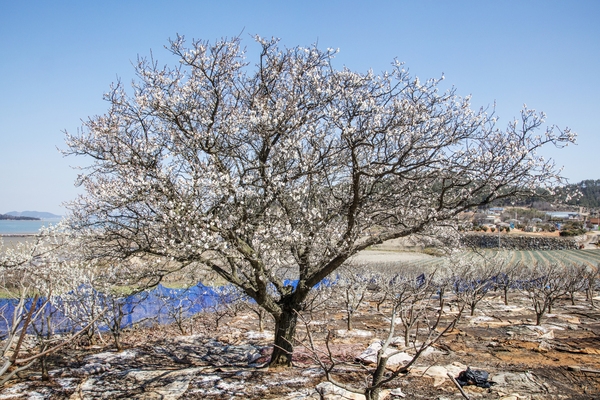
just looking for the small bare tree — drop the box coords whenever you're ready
[0,235,96,385]
[584,265,599,306]
[298,284,461,400]
[98,291,148,351]
[494,259,523,306]
[522,263,569,325]
[432,266,455,314]
[205,285,247,330]
[156,286,197,335]
[335,265,373,331]
[30,297,70,381]
[244,300,272,333]
[563,263,587,305]
[375,266,439,347]
[451,260,498,317]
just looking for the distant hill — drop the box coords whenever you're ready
[484,180,600,210]
[559,180,600,208]
[5,211,62,219]
[0,213,39,221]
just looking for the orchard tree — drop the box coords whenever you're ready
[522,263,570,325]
[336,265,372,331]
[450,257,499,317]
[0,233,94,384]
[64,35,574,366]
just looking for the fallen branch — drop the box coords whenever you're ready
[0,310,106,387]
[447,372,471,400]
[568,366,600,374]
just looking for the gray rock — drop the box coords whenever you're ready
[355,342,413,366]
[491,371,548,394]
[72,363,111,376]
[315,382,366,400]
[390,387,406,397]
[200,340,262,366]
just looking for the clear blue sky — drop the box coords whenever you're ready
[1,0,598,215]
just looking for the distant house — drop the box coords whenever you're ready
[488,207,504,215]
[484,215,500,224]
[586,217,600,230]
[545,211,581,221]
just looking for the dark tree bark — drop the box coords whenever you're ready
[269,301,300,367]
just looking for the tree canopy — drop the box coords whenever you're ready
[64,35,575,366]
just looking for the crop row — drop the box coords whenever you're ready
[399,249,600,270]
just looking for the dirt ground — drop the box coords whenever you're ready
[301,291,600,399]
[4,288,600,400]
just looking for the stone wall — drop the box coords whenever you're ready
[462,233,579,250]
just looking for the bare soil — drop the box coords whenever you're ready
[5,290,600,399]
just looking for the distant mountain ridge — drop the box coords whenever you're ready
[0,213,39,221]
[5,211,62,219]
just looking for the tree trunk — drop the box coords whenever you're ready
[40,355,49,381]
[258,311,264,332]
[376,293,387,312]
[269,307,299,367]
[536,312,543,326]
[112,329,123,352]
[347,310,353,331]
[533,300,545,326]
[365,389,380,400]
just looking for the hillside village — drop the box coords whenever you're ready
[463,204,595,239]
[462,180,600,238]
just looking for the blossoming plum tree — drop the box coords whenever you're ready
[63,35,575,366]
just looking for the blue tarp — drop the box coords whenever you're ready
[0,282,226,336]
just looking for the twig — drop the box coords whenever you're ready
[447,372,470,400]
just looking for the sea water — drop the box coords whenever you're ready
[0,219,62,235]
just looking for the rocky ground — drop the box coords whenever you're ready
[3,289,600,400]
